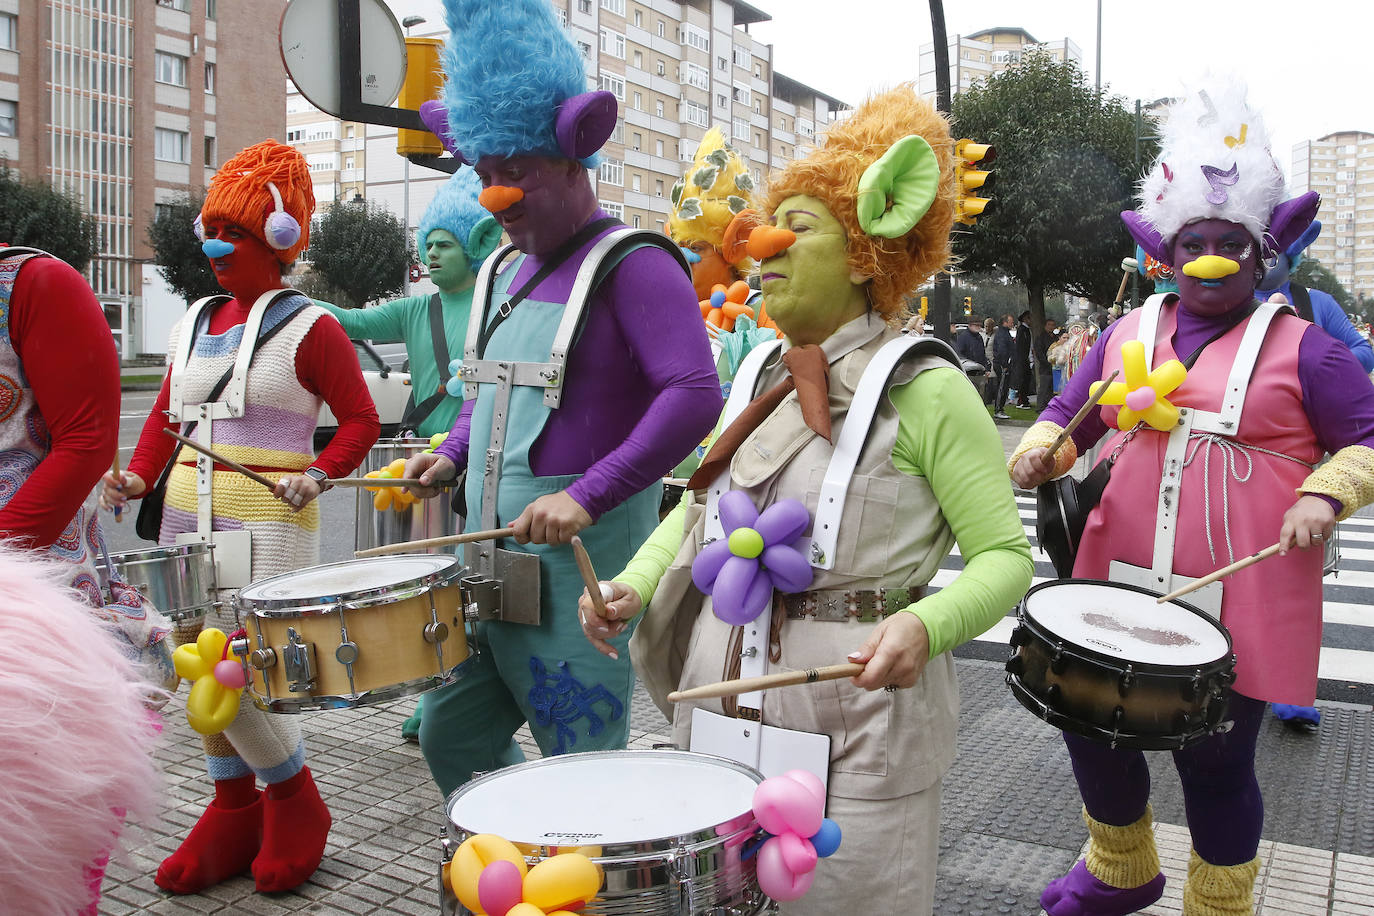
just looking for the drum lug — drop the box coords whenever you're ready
[334,640,360,666]
[1050,642,1068,675]
[282,627,318,693]
[1004,653,1025,677]
[424,621,450,644]
[1009,623,1030,648]
[248,646,277,671]
[1117,664,1135,695]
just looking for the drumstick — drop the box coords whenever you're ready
[1114,269,1132,305]
[1046,368,1120,457]
[667,663,866,703]
[353,527,510,558]
[111,450,123,523]
[323,477,447,488]
[570,535,609,618]
[662,477,690,488]
[1156,542,1282,604]
[162,428,277,491]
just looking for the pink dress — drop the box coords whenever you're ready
[1074,297,1324,704]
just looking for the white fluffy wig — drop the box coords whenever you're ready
[0,546,162,913]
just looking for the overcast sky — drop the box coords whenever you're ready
[381,0,1371,181]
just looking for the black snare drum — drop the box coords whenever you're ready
[1006,579,1236,750]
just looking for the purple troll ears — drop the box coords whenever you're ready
[419,100,467,164]
[1121,211,1168,264]
[1266,191,1320,255]
[556,92,618,163]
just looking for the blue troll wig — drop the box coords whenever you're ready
[417,166,501,269]
[439,0,616,166]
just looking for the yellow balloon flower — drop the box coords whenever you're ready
[1090,339,1188,432]
[172,627,243,735]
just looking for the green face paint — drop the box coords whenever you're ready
[759,195,868,345]
[423,229,473,293]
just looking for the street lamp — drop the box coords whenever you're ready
[401,15,426,296]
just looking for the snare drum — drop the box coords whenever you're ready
[236,555,471,712]
[441,750,767,916]
[1005,579,1236,750]
[355,438,460,555]
[108,542,217,622]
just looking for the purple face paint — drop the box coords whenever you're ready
[473,154,596,255]
[1171,218,1259,317]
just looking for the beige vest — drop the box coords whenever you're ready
[636,314,963,800]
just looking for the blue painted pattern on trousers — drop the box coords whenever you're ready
[527,657,625,754]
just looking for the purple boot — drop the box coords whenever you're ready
[1041,860,1166,916]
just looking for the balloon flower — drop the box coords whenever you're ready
[691,491,812,626]
[1091,339,1188,432]
[449,833,601,916]
[364,457,418,512]
[446,356,465,397]
[173,627,245,735]
[751,770,841,902]
[702,280,762,333]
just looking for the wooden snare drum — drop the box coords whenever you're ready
[236,555,471,712]
[1006,579,1236,750]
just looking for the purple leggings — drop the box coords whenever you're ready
[1064,692,1266,866]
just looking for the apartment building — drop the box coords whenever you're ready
[2,0,287,355]
[917,27,1082,99]
[319,0,846,257]
[1292,131,1374,303]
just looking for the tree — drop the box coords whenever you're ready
[0,162,101,271]
[146,189,220,302]
[302,199,411,309]
[950,53,1154,360]
[1291,256,1354,311]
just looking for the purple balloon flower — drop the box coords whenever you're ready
[692,491,813,626]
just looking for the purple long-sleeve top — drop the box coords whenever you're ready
[434,213,723,520]
[1041,300,1374,511]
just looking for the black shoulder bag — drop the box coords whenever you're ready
[135,294,309,540]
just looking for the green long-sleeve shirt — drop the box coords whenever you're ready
[620,365,1033,658]
[319,287,475,437]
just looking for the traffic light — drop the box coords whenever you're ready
[962,296,973,316]
[954,139,995,226]
[397,37,445,157]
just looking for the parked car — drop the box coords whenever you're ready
[315,339,411,444]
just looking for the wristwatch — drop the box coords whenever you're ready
[304,466,331,490]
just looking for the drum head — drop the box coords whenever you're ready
[238,555,459,609]
[1024,580,1230,667]
[447,751,760,847]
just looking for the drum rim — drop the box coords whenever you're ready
[247,666,464,712]
[1021,577,1234,666]
[108,541,215,563]
[235,555,463,612]
[444,749,763,855]
[1006,676,1227,751]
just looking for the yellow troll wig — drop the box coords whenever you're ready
[762,84,956,320]
[669,127,755,262]
[201,140,315,265]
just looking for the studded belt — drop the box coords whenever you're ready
[781,586,925,622]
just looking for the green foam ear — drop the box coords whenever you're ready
[467,216,503,263]
[856,135,940,238]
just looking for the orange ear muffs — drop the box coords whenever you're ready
[479,185,526,213]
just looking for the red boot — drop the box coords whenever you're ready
[253,767,331,892]
[155,774,263,894]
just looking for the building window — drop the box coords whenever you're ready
[155,51,188,87]
[599,28,625,60]
[600,0,625,13]
[631,131,642,150]
[655,138,663,156]
[684,99,709,127]
[157,0,191,10]
[554,6,567,25]
[599,71,625,100]
[631,50,642,68]
[0,13,16,50]
[655,99,664,117]
[0,99,15,138]
[732,82,751,105]
[204,135,216,167]
[632,90,642,110]
[601,200,624,219]
[755,63,762,78]
[657,60,665,76]
[206,0,216,19]
[657,20,665,38]
[717,56,728,72]
[733,47,750,68]
[654,178,664,197]
[599,157,623,186]
[631,173,641,191]
[155,127,189,163]
[578,0,592,13]
[732,117,749,141]
[204,61,216,95]
[754,132,762,146]
[684,62,709,90]
[577,40,592,60]
[716,92,728,110]
[632,214,641,228]
[681,23,709,52]
[655,219,665,232]
[634,10,642,27]
[610,119,624,143]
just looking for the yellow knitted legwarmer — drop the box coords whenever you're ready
[1183,850,1259,916]
[1008,420,1079,480]
[1300,444,1374,521]
[1083,806,1161,889]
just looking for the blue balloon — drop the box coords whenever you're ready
[445,376,464,396]
[810,818,842,858]
[449,357,464,375]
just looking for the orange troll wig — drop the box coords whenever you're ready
[762,84,957,321]
[201,140,315,266]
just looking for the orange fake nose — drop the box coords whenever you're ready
[746,226,796,260]
[479,185,525,213]
[721,209,796,262]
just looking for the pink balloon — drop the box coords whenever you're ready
[761,543,812,594]
[775,831,818,875]
[1125,384,1157,412]
[752,774,824,837]
[756,837,815,902]
[718,489,760,534]
[783,769,826,803]
[713,556,767,626]
[754,498,810,545]
[477,859,524,916]
[691,537,734,594]
[213,659,247,689]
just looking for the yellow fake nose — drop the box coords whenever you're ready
[1181,255,1240,280]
